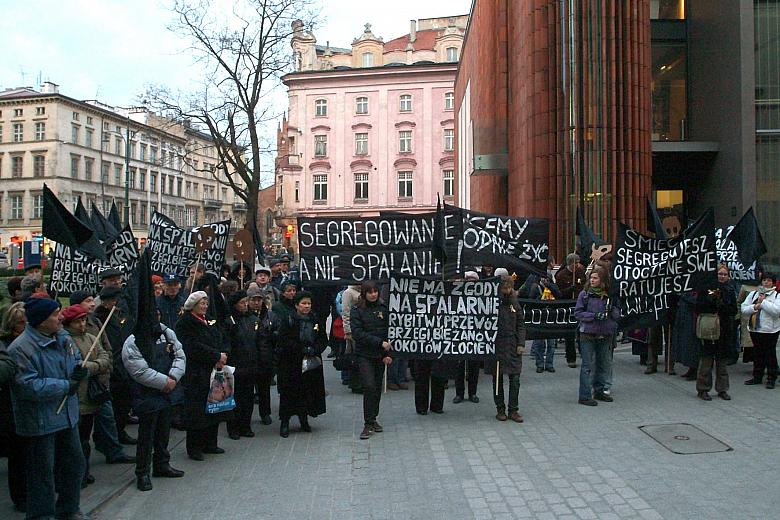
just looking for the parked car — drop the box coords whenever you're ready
[0,252,9,269]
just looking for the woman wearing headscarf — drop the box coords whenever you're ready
[274,291,327,438]
[0,303,26,512]
[61,304,112,489]
[175,290,230,460]
[741,272,780,389]
[350,281,392,440]
[574,266,620,406]
[226,290,261,439]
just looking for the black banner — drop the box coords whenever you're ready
[453,205,549,275]
[716,226,760,283]
[296,213,459,283]
[50,226,140,296]
[519,298,578,340]
[387,273,499,360]
[612,208,717,329]
[146,212,230,277]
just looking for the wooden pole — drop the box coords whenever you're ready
[383,364,388,394]
[192,253,202,289]
[56,305,117,415]
[495,361,500,396]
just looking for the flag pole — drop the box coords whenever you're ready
[495,361,500,396]
[56,305,117,415]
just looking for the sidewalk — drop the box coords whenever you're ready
[3,348,780,519]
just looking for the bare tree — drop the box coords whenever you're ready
[145,0,317,250]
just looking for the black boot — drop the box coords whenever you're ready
[280,419,290,438]
[136,475,153,491]
[299,415,311,432]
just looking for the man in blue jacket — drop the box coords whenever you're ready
[8,297,89,520]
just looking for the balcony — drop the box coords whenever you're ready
[233,201,247,211]
[203,198,222,209]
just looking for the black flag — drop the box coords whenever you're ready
[433,194,447,266]
[90,203,119,242]
[124,249,159,360]
[109,201,122,230]
[75,197,91,225]
[575,207,607,264]
[43,184,105,260]
[647,197,668,239]
[726,207,767,268]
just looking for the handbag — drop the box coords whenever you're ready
[302,355,322,373]
[87,376,111,405]
[206,366,236,414]
[696,313,720,341]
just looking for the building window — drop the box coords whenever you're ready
[177,178,182,196]
[150,171,157,192]
[32,194,43,219]
[356,96,368,114]
[444,129,454,151]
[11,195,23,220]
[35,107,45,115]
[84,158,93,181]
[103,121,109,131]
[399,130,412,153]
[139,169,146,191]
[446,46,459,62]
[71,126,79,144]
[443,169,454,197]
[140,144,147,161]
[313,174,328,201]
[130,202,137,225]
[70,156,79,178]
[295,180,300,203]
[362,52,374,67]
[398,171,413,198]
[14,109,23,117]
[652,42,687,141]
[399,94,412,112]
[128,168,136,190]
[129,142,136,159]
[115,137,122,155]
[13,123,23,142]
[87,116,93,125]
[355,133,368,155]
[0,125,3,142]
[314,135,328,156]
[33,155,45,177]
[101,162,109,184]
[35,122,45,141]
[72,111,80,121]
[354,172,369,200]
[86,129,93,148]
[444,91,454,110]
[315,99,328,117]
[114,164,122,185]
[150,146,158,163]
[12,156,23,178]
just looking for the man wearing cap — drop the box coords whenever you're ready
[269,258,287,291]
[20,275,46,301]
[93,286,136,446]
[71,291,136,466]
[252,266,279,307]
[23,263,42,280]
[156,274,185,329]
[8,298,89,520]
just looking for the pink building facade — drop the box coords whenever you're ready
[274,18,467,251]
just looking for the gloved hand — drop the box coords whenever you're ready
[68,379,80,395]
[594,312,607,321]
[71,365,89,382]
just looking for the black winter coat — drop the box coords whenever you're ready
[157,292,185,329]
[175,312,231,429]
[695,280,738,356]
[486,293,526,376]
[256,306,276,376]
[351,301,391,360]
[94,304,129,383]
[275,312,327,418]
[228,310,259,374]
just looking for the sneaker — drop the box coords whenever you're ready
[578,398,598,406]
[371,421,383,433]
[452,395,464,404]
[594,392,613,402]
[360,427,372,440]
[697,391,712,401]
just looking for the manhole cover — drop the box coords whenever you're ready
[639,423,732,454]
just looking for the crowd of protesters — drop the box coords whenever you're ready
[1,247,779,519]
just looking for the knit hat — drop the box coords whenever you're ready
[228,290,248,308]
[183,290,209,311]
[494,267,510,278]
[70,290,94,306]
[255,266,271,275]
[246,285,263,298]
[151,275,163,284]
[61,304,88,324]
[464,271,479,280]
[24,297,61,328]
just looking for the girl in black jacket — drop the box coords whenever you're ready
[350,281,393,440]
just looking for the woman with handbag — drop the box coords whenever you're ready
[274,291,327,438]
[741,272,780,389]
[574,267,620,406]
[61,304,112,489]
[695,264,737,401]
[350,281,393,440]
[175,291,230,461]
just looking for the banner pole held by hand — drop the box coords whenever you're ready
[383,364,388,394]
[495,361,500,396]
[56,305,117,415]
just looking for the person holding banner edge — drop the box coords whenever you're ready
[574,267,620,406]
[350,281,393,440]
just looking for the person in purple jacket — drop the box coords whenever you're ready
[574,266,621,406]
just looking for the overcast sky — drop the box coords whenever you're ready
[0,0,471,105]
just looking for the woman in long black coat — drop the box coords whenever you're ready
[175,291,231,460]
[275,290,327,438]
[225,291,259,439]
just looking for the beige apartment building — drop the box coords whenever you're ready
[0,82,245,248]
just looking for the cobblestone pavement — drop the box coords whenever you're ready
[4,345,780,519]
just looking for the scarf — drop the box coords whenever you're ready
[588,286,605,298]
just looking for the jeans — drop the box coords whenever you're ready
[136,407,172,477]
[531,339,556,369]
[492,373,520,412]
[696,353,729,393]
[455,360,479,397]
[358,356,384,427]
[578,334,614,400]
[25,425,85,520]
[92,398,127,462]
[78,414,96,480]
[388,357,408,385]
